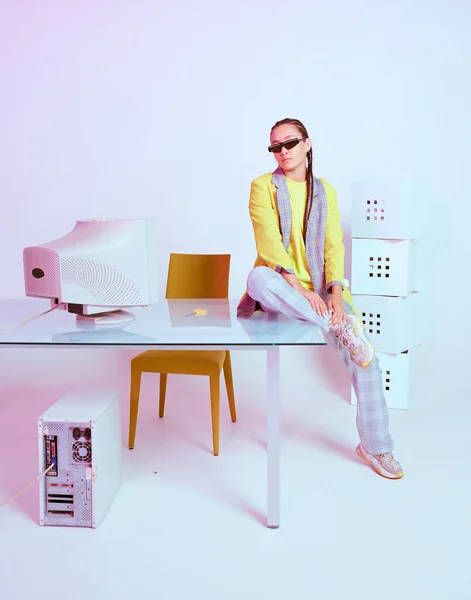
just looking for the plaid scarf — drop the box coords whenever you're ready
[237,167,327,318]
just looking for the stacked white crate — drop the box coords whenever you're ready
[350,182,427,410]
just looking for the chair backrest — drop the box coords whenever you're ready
[165,254,231,299]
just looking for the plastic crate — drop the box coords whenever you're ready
[352,181,428,240]
[351,350,414,411]
[352,292,423,354]
[351,238,420,297]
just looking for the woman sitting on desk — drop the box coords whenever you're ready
[237,117,403,480]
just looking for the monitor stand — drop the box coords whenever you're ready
[76,309,135,329]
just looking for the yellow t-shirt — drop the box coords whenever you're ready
[284,177,313,290]
[247,172,355,312]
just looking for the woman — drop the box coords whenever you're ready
[237,118,403,479]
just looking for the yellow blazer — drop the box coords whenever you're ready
[247,172,355,311]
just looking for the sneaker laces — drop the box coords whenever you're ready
[334,318,354,355]
[378,452,402,473]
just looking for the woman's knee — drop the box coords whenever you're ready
[247,266,273,296]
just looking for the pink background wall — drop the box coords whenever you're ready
[0,0,469,383]
[1,4,470,597]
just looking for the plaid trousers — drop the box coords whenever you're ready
[246,266,394,454]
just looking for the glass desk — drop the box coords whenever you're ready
[0,298,326,529]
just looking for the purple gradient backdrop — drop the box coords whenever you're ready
[0,0,469,384]
[0,5,470,598]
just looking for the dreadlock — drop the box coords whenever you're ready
[270,118,314,239]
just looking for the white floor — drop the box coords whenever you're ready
[0,344,469,600]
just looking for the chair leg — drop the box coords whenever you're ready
[159,373,168,418]
[129,366,142,449]
[223,352,237,422]
[209,374,220,456]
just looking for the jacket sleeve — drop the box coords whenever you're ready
[248,178,295,273]
[324,184,345,292]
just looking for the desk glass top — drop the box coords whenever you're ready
[0,299,326,347]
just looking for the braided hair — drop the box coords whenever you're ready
[270,118,314,239]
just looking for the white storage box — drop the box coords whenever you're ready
[351,238,420,297]
[352,292,423,354]
[351,350,414,411]
[352,181,429,240]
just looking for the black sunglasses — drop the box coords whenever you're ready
[268,137,306,153]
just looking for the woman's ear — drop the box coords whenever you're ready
[305,138,312,153]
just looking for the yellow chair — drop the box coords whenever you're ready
[128,253,237,456]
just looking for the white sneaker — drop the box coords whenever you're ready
[332,314,374,369]
[356,443,404,479]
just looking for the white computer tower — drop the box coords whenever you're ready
[38,390,122,528]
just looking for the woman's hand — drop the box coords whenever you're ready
[300,289,328,317]
[327,294,346,327]
[281,269,328,317]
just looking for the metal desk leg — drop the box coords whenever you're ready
[267,346,280,529]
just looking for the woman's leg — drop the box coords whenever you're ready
[324,300,403,478]
[248,266,392,450]
[247,267,402,476]
[247,266,373,368]
[324,299,393,454]
[247,266,331,332]
[324,332,394,455]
